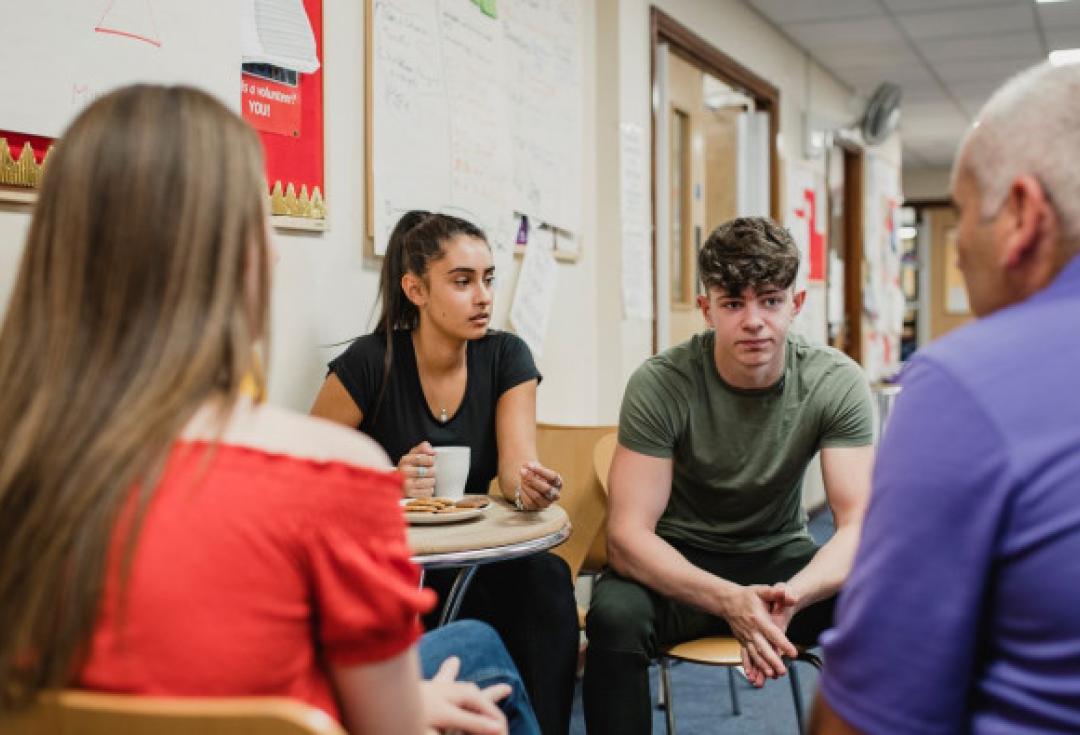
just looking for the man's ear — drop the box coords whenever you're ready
[401,271,427,308]
[696,293,713,326]
[1000,174,1053,272]
[792,289,807,316]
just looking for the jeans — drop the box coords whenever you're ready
[419,620,542,735]
[423,553,579,735]
[583,537,837,735]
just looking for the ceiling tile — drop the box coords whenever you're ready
[902,147,930,169]
[900,86,952,104]
[1044,26,1080,51]
[784,16,906,49]
[814,44,921,70]
[895,5,1033,40]
[1036,2,1080,30]
[745,0,881,25]
[838,64,938,90]
[901,100,968,119]
[955,94,997,117]
[917,30,1042,62]
[883,0,1025,13]
[901,117,971,142]
[910,139,964,166]
[934,55,1043,85]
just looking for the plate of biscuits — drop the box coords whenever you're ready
[400,495,492,525]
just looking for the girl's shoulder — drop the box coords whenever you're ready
[473,329,530,357]
[182,400,393,472]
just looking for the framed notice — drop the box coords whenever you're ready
[1,0,325,229]
[242,0,326,229]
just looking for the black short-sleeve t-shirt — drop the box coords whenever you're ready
[328,329,541,493]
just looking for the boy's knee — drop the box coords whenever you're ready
[585,591,654,654]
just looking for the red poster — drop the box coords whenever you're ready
[2,0,323,221]
[242,74,302,138]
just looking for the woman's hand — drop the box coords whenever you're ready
[399,442,436,498]
[421,657,509,735]
[515,461,563,510]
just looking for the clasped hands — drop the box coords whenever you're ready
[720,582,800,688]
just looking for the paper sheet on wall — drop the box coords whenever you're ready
[487,210,518,329]
[2,0,242,138]
[792,282,828,345]
[242,0,320,72]
[619,123,653,321]
[371,0,513,255]
[510,239,558,359]
[372,0,582,252]
[862,154,904,380]
[784,161,827,288]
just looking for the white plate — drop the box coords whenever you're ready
[399,498,488,525]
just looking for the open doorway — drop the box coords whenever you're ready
[825,142,866,364]
[651,9,779,353]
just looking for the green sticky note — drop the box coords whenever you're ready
[471,0,496,19]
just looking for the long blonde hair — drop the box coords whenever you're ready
[0,85,270,706]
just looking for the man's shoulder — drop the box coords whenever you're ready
[631,334,709,394]
[788,335,867,392]
[912,295,1079,425]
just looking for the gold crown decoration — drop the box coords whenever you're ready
[1,138,51,188]
[269,180,326,219]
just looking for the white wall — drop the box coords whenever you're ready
[903,166,952,201]
[0,0,900,453]
[0,205,29,318]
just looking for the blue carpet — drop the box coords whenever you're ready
[569,508,834,734]
[569,659,821,734]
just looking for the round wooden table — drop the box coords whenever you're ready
[407,497,570,626]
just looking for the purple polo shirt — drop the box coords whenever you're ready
[820,253,1080,733]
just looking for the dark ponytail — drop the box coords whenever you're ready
[370,211,487,420]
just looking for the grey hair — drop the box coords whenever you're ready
[954,61,1080,245]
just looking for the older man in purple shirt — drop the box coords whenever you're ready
[812,61,1080,733]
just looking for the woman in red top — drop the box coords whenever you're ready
[0,85,512,735]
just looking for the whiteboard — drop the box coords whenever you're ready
[1,0,242,139]
[371,0,583,257]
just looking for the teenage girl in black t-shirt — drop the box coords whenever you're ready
[311,211,578,735]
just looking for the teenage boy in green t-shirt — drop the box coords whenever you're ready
[583,217,875,735]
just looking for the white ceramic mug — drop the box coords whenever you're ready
[433,446,471,499]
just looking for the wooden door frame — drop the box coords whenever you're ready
[840,143,864,365]
[650,8,781,353]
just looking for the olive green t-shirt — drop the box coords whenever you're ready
[618,331,873,554]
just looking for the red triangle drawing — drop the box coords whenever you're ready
[95,0,162,48]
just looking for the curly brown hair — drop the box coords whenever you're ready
[698,217,800,296]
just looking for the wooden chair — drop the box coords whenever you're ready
[591,432,819,733]
[533,423,615,582]
[659,638,822,734]
[587,431,617,571]
[0,690,346,735]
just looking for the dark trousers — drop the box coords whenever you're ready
[582,538,836,735]
[424,552,579,735]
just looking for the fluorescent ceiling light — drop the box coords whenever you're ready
[1037,0,1071,4]
[1049,48,1080,66]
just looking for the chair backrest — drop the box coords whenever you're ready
[593,432,617,496]
[0,690,346,735]
[534,424,616,579]
[582,431,618,572]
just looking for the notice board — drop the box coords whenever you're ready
[0,0,325,227]
[367,0,584,255]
